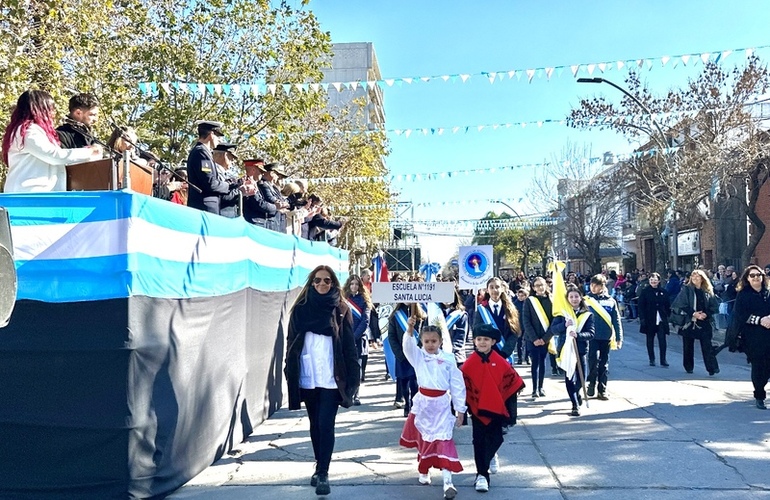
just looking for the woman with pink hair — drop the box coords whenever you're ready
[2,90,101,192]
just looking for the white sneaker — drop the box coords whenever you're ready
[489,453,499,474]
[474,475,489,492]
[418,473,431,485]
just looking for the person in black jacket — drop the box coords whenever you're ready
[522,277,554,398]
[241,159,277,227]
[671,269,720,376]
[726,266,770,409]
[638,272,671,367]
[472,277,521,363]
[186,122,247,215]
[56,93,99,149]
[259,163,289,231]
[308,207,345,245]
[284,265,359,496]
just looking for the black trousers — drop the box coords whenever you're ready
[682,330,719,374]
[751,356,770,400]
[587,339,611,394]
[646,323,668,363]
[471,415,504,482]
[566,352,588,407]
[527,342,547,392]
[398,375,418,414]
[300,388,340,475]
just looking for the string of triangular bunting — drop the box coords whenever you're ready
[137,44,769,97]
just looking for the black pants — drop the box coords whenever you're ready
[398,375,418,414]
[587,339,611,394]
[751,356,770,400]
[682,330,719,374]
[515,335,526,363]
[646,323,668,363]
[471,415,504,482]
[566,351,587,407]
[527,342,547,392]
[300,388,340,475]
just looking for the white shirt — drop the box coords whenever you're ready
[488,299,502,315]
[299,331,337,390]
[4,124,96,192]
[402,329,467,413]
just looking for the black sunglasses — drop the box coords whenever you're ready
[313,277,332,284]
[749,272,764,278]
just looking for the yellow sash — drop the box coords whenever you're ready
[528,296,550,334]
[584,295,618,350]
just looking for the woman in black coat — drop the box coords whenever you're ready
[285,265,359,495]
[671,270,720,376]
[725,265,770,409]
[637,272,671,367]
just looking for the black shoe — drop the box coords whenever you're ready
[570,406,580,416]
[598,393,609,401]
[661,360,669,367]
[649,360,655,366]
[353,397,361,406]
[686,370,694,374]
[587,384,595,397]
[311,473,319,487]
[538,388,546,397]
[315,474,330,495]
[756,399,767,410]
[551,369,559,376]
[532,391,539,399]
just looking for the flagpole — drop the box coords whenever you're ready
[573,336,590,409]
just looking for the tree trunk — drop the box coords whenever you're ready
[741,168,768,267]
[652,226,669,274]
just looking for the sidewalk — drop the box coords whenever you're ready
[170,322,770,499]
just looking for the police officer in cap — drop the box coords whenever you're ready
[212,143,243,218]
[186,121,247,215]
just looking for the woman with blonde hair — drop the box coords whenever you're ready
[671,269,720,375]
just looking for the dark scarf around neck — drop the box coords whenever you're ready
[294,286,341,337]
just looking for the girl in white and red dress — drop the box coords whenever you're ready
[399,316,466,500]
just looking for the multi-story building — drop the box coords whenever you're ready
[321,42,386,129]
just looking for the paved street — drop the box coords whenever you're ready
[170,321,770,499]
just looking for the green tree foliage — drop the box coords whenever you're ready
[0,0,392,249]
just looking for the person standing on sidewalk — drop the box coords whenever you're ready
[638,272,671,367]
[671,270,720,376]
[388,303,425,416]
[284,266,360,496]
[725,265,770,410]
[584,274,623,400]
[399,319,466,499]
[462,324,525,493]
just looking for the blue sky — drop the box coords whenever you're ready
[306,0,770,265]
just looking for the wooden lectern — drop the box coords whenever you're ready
[66,158,154,196]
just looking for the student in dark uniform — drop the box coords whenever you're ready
[56,93,100,149]
[186,121,247,215]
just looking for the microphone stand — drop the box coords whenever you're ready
[62,118,116,157]
[109,122,202,194]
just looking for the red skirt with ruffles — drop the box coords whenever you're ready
[399,413,463,473]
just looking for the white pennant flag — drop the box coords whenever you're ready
[597,63,606,73]
[421,76,431,82]
[587,64,596,75]
[441,75,450,81]
[267,84,277,95]
[403,77,413,84]
[508,70,516,79]
[213,84,222,95]
[681,54,690,66]
[197,83,206,94]
[571,65,580,77]
[385,79,395,86]
[527,69,536,83]
[460,74,470,82]
[404,130,412,138]
[160,82,171,94]
[616,60,625,70]
[231,84,241,96]
[487,72,497,84]
[661,55,670,66]
[310,83,320,92]
[332,82,342,92]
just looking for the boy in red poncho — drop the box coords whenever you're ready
[461,323,525,493]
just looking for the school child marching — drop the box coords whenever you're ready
[461,323,525,493]
[399,315,466,499]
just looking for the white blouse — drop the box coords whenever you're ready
[402,329,467,413]
[299,331,337,390]
[4,124,96,192]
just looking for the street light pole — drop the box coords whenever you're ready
[577,77,678,271]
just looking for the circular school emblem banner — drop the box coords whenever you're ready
[458,245,494,289]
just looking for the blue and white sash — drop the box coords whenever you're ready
[476,304,499,330]
[445,309,465,330]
